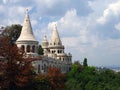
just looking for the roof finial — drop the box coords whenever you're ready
[54,23,57,30]
[44,35,47,38]
[26,8,29,14]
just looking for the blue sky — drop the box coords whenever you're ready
[0,0,120,66]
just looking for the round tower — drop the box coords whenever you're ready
[48,24,66,60]
[16,9,38,54]
[42,35,49,56]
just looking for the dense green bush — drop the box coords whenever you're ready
[66,62,120,90]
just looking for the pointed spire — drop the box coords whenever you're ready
[43,35,48,42]
[26,8,28,14]
[42,35,49,49]
[17,9,37,42]
[50,24,62,45]
[53,24,57,30]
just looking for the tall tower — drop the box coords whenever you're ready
[48,25,66,60]
[42,35,49,56]
[16,9,38,54]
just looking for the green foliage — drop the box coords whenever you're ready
[67,61,83,79]
[38,45,44,55]
[83,58,88,67]
[2,24,22,42]
[66,65,120,90]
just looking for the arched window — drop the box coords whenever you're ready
[63,58,64,61]
[38,64,40,73]
[58,50,59,53]
[32,45,35,53]
[27,45,30,52]
[52,51,54,53]
[44,64,46,72]
[59,57,61,60]
[21,45,25,52]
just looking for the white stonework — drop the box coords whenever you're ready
[16,10,72,74]
[16,10,38,54]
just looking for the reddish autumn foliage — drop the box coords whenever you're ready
[0,36,40,89]
[35,67,66,90]
[47,67,66,89]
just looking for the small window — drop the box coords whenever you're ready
[52,51,54,53]
[42,66,44,70]
[58,50,59,53]
[38,64,40,73]
[32,45,35,53]
[27,45,30,52]
[21,45,25,52]
[44,64,46,72]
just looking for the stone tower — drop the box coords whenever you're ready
[48,25,67,61]
[16,9,38,54]
[42,35,49,56]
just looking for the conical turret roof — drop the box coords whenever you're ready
[42,35,48,43]
[50,24,62,45]
[17,9,37,42]
[42,35,49,49]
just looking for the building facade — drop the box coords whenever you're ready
[16,10,72,73]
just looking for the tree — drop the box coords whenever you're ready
[2,24,22,42]
[47,67,66,90]
[83,58,88,67]
[35,67,66,90]
[0,35,41,90]
[38,45,44,55]
[74,61,81,66]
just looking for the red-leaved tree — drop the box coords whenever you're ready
[0,35,41,90]
[35,67,66,90]
[47,67,66,90]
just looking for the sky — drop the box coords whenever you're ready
[0,0,120,66]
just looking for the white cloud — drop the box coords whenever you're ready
[97,0,120,24]
[47,9,89,43]
[2,0,9,4]
[62,37,79,47]
[115,22,120,31]
[0,5,4,12]
[48,21,57,30]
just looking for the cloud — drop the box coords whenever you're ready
[2,0,9,4]
[115,22,120,31]
[97,0,120,24]
[48,9,87,37]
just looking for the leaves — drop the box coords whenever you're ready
[66,65,120,90]
[0,35,38,89]
[35,67,66,90]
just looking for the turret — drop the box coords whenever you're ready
[42,35,49,56]
[17,9,37,42]
[16,9,38,54]
[42,35,49,49]
[49,24,62,46]
[48,24,65,60]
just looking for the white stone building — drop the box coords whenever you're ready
[16,10,72,74]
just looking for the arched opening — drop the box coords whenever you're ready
[21,45,25,52]
[32,45,35,53]
[27,45,30,52]
[38,64,40,73]
[58,50,59,53]
[44,64,46,72]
